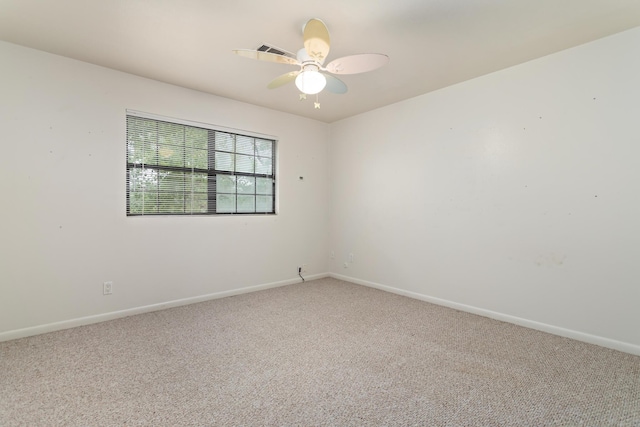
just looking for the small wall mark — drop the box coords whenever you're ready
[535,253,566,268]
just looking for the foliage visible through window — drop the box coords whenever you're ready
[126,115,275,215]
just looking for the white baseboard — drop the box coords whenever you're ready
[0,273,329,342]
[330,273,640,357]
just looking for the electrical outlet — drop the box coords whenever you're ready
[103,281,113,295]
[302,264,308,273]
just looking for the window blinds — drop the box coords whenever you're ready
[126,114,275,215]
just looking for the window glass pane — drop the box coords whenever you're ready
[191,173,208,193]
[129,192,159,214]
[186,148,207,169]
[158,144,184,168]
[186,194,208,213]
[143,193,158,213]
[127,117,158,165]
[256,177,273,195]
[128,192,145,214]
[129,168,158,192]
[236,154,254,173]
[185,126,208,149]
[237,195,255,213]
[158,122,183,146]
[255,156,272,175]
[127,140,148,165]
[128,140,158,165]
[216,194,236,213]
[215,152,234,172]
[158,171,184,192]
[256,195,273,213]
[236,135,255,155]
[215,132,234,152]
[145,142,160,166]
[157,122,185,167]
[158,192,184,213]
[255,139,273,157]
[216,175,236,193]
[237,176,255,194]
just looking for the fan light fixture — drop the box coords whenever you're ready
[295,67,326,95]
[233,18,389,107]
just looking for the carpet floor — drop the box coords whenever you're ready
[1,277,639,426]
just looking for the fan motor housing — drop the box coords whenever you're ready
[296,48,314,64]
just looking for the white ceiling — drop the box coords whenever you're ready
[1,0,639,123]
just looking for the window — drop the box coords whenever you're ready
[126,113,276,215]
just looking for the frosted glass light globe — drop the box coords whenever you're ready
[295,70,327,95]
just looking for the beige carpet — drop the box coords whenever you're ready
[1,277,639,426]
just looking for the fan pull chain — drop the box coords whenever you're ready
[314,94,321,109]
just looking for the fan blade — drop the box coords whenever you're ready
[233,49,300,66]
[303,18,330,64]
[324,74,347,94]
[267,71,300,89]
[325,54,389,75]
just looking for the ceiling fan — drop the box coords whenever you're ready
[233,18,389,106]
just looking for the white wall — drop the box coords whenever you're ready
[329,27,640,353]
[0,41,330,337]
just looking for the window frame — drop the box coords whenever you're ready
[126,110,277,216]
